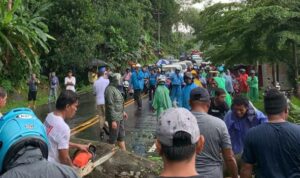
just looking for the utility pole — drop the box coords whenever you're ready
[154,1,163,56]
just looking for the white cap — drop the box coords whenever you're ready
[156,108,200,146]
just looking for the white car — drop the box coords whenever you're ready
[162,64,182,73]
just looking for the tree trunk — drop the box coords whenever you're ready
[293,42,300,97]
[8,0,13,10]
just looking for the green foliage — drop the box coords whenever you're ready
[1,0,184,91]
[0,0,54,87]
[186,0,300,66]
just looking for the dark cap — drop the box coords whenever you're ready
[264,89,287,115]
[190,87,210,102]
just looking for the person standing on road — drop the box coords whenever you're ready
[182,72,198,110]
[156,108,205,178]
[48,72,59,103]
[170,67,184,107]
[93,71,110,140]
[241,89,300,178]
[238,69,249,97]
[142,66,150,94]
[208,88,229,120]
[149,68,157,102]
[123,68,132,99]
[192,70,203,87]
[44,90,89,167]
[213,74,232,107]
[131,64,144,110]
[224,70,234,95]
[64,70,76,92]
[105,73,128,151]
[190,87,238,178]
[247,70,259,102]
[27,73,40,109]
[224,95,267,155]
[152,75,172,119]
[0,87,7,117]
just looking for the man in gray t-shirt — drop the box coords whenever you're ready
[190,87,238,178]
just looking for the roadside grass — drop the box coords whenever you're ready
[251,90,300,124]
[2,84,92,113]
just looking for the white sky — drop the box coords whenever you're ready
[192,0,241,10]
[176,0,242,33]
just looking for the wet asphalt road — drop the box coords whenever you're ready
[35,92,157,156]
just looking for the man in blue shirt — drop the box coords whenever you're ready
[170,67,184,107]
[224,96,267,155]
[182,72,198,110]
[241,89,300,178]
[149,68,157,101]
[131,64,144,110]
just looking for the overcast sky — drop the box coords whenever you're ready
[192,0,241,10]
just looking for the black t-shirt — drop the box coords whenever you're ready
[242,122,300,178]
[208,98,229,120]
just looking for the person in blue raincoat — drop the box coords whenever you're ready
[131,64,144,110]
[182,72,198,110]
[170,67,184,107]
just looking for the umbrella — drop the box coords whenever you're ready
[88,59,108,67]
[156,59,170,66]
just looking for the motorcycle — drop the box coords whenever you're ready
[122,80,130,101]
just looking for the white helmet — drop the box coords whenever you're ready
[175,66,181,71]
[136,64,141,68]
[158,75,166,83]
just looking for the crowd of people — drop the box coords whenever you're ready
[0,60,300,178]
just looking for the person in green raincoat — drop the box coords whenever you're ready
[247,70,259,102]
[152,75,172,119]
[212,72,232,107]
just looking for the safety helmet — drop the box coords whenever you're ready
[175,66,181,71]
[136,64,141,68]
[191,70,197,76]
[158,75,166,83]
[0,108,49,174]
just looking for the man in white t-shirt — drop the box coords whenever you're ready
[44,90,89,167]
[65,70,76,92]
[93,71,110,140]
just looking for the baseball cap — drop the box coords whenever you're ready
[156,108,200,146]
[190,87,210,102]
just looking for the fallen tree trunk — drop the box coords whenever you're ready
[71,138,161,178]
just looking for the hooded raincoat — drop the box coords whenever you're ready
[152,84,172,118]
[213,76,232,107]
[105,74,124,122]
[247,75,259,102]
[181,83,198,110]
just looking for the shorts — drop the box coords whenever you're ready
[28,91,37,101]
[108,119,125,144]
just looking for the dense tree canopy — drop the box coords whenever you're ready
[0,0,185,89]
[186,0,300,67]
